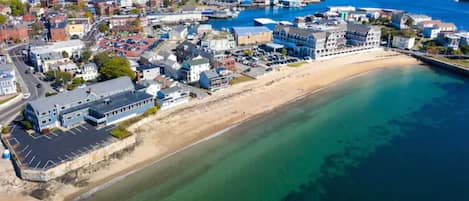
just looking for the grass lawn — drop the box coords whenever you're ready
[230,75,255,85]
[0,94,18,105]
[287,61,308,68]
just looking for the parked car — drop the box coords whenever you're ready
[22,93,31,99]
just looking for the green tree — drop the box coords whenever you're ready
[8,0,26,16]
[21,120,32,130]
[243,49,253,57]
[98,22,109,33]
[62,51,69,58]
[80,48,92,62]
[93,51,112,66]
[30,22,44,35]
[84,11,92,18]
[131,18,141,27]
[130,8,140,14]
[0,14,6,25]
[460,45,469,55]
[281,48,288,56]
[72,77,85,85]
[1,126,9,134]
[163,0,171,7]
[98,56,135,80]
[405,17,414,28]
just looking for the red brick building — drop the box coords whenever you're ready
[49,22,68,41]
[0,24,29,43]
[22,13,36,22]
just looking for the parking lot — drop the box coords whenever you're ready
[5,121,116,170]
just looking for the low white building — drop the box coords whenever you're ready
[160,55,182,80]
[200,31,236,52]
[180,56,211,83]
[147,12,203,24]
[392,36,415,50]
[0,64,17,96]
[29,40,84,72]
[156,86,189,110]
[140,80,161,98]
[137,65,160,81]
[169,25,188,41]
[76,63,99,81]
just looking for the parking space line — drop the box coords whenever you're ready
[29,155,36,164]
[64,154,72,160]
[34,161,41,169]
[50,132,58,137]
[74,127,82,132]
[80,125,88,130]
[19,145,29,153]
[44,135,52,140]
[24,149,32,159]
[57,156,64,162]
[9,137,19,145]
[71,151,78,157]
[69,130,77,135]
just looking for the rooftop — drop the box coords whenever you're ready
[89,91,153,114]
[232,26,272,36]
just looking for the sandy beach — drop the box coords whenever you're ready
[0,50,422,201]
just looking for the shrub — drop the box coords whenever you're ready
[143,106,158,117]
[1,126,9,134]
[110,127,131,139]
[21,120,33,130]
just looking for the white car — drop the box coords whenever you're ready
[22,93,31,99]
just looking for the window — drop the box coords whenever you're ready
[76,113,81,117]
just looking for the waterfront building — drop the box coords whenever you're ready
[147,12,203,24]
[328,6,355,13]
[160,56,182,80]
[273,22,380,60]
[175,40,220,67]
[180,56,211,83]
[200,31,236,52]
[199,69,232,91]
[0,64,16,96]
[232,26,273,46]
[437,32,460,49]
[156,86,189,110]
[24,77,154,132]
[418,20,457,32]
[423,26,441,39]
[169,25,188,41]
[392,36,415,50]
[392,11,431,30]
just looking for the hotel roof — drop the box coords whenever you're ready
[232,26,272,36]
[89,91,153,114]
[29,77,134,113]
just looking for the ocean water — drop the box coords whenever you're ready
[83,65,469,201]
[208,0,469,30]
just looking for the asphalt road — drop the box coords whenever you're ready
[0,45,49,125]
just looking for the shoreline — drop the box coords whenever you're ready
[71,66,387,201]
[0,50,421,201]
[64,50,422,201]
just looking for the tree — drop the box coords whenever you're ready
[243,49,253,57]
[99,56,135,80]
[1,126,9,134]
[80,48,92,62]
[62,51,69,58]
[72,77,85,85]
[98,22,109,33]
[281,48,288,56]
[131,18,141,27]
[8,0,26,16]
[0,14,6,25]
[84,11,92,18]
[405,17,414,28]
[21,120,32,130]
[93,51,113,66]
[130,8,140,14]
[163,0,171,7]
[460,45,469,55]
[30,22,44,35]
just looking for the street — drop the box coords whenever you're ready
[0,45,50,125]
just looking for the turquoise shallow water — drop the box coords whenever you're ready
[84,65,469,201]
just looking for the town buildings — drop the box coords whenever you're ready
[156,85,189,109]
[437,32,469,49]
[0,64,17,96]
[200,30,236,52]
[0,24,29,44]
[392,11,432,30]
[199,69,232,91]
[232,26,273,46]
[66,18,91,39]
[273,21,380,59]
[76,63,99,81]
[147,12,203,24]
[29,40,85,72]
[392,36,415,50]
[180,55,211,83]
[137,64,161,81]
[24,77,154,132]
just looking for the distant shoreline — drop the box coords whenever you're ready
[64,50,421,201]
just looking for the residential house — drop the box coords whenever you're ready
[392,11,431,30]
[232,26,273,46]
[137,64,160,81]
[197,24,212,34]
[76,63,99,81]
[50,62,79,73]
[169,25,188,41]
[156,86,189,110]
[392,36,415,49]
[49,22,68,42]
[139,79,161,98]
[215,57,236,70]
[180,55,210,83]
[175,40,220,67]
[24,77,154,132]
[159,54,181,80]
[36,52,69,72]
[200,30,236,52]
[0,64,16,96]
[199,69,232,91]
[437,32,460,49]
